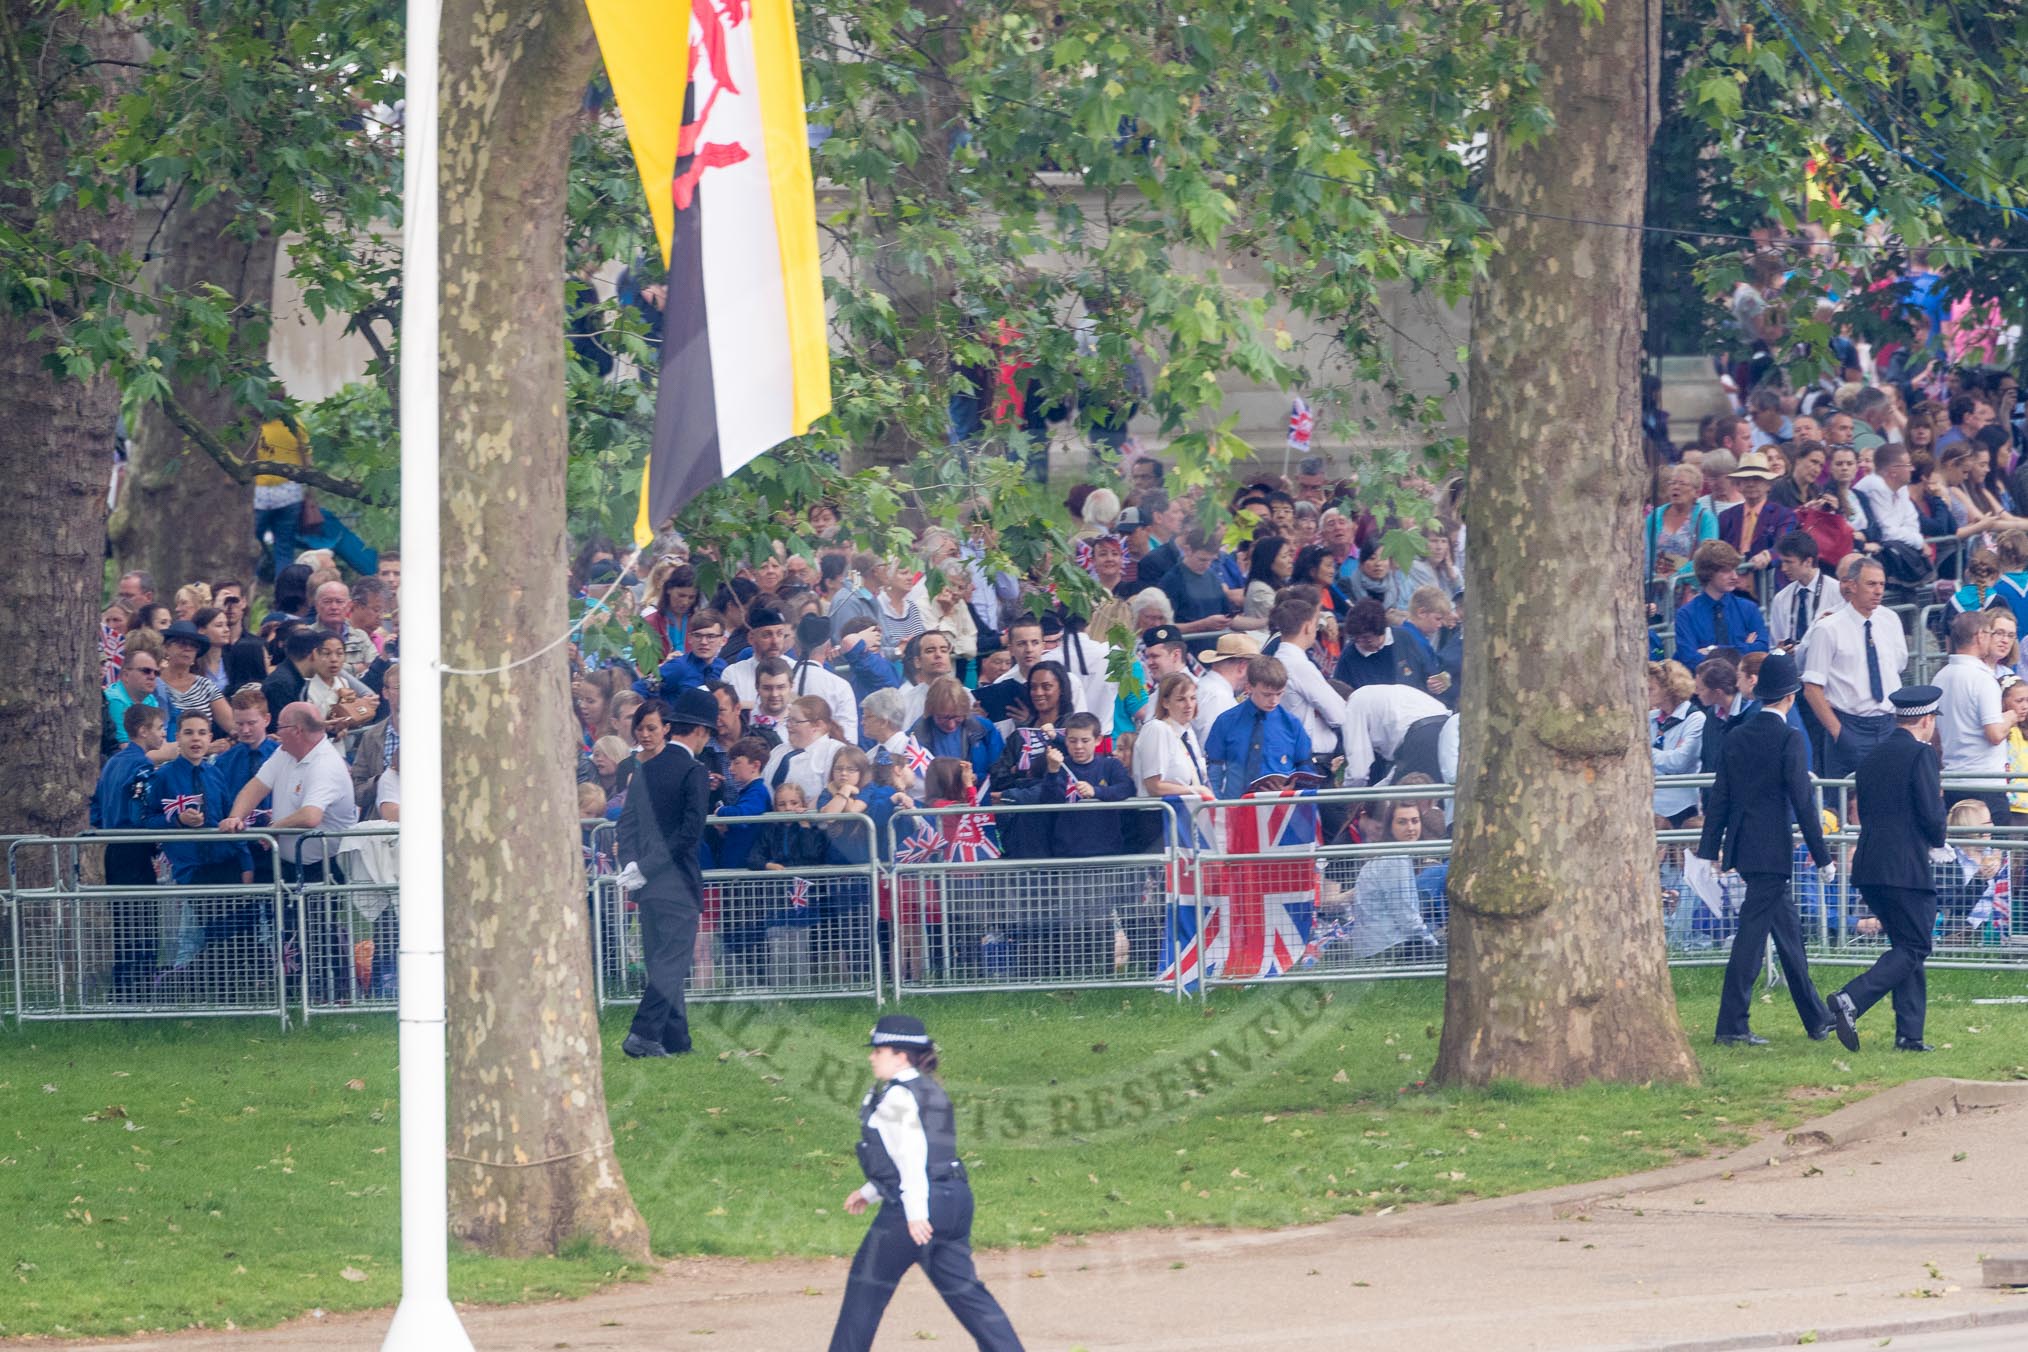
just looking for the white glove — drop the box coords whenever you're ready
[614,861,646,893]
[1818,862,1837,884]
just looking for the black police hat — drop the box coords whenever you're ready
[666,686,720,731]
[867,1014,932,1049]
[1141,624,1186,651]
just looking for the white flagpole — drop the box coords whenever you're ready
[382,0,468,1344]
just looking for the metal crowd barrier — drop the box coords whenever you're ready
[882,800,1176,996]
[8,770,2028,1025]
[6,831,291,1027]
[592,810,885,1008]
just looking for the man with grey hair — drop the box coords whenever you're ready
[1801,553,1905,779]
[220,701,360,998]
[1849,385,1901,452]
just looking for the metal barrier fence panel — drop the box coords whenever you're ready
[5,833,290,1026]
[882,801,1175,996]
[14,774,2028,1025]
[595,811,883,1007]
[296,826,401,1016]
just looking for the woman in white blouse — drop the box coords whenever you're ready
[760,695,849,804]
[1133,673,1215,800]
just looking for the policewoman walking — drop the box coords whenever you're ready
[828,1015,1025,1352]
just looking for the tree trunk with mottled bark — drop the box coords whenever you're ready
[0,4,137,858]
[108,192,272,591]
[1434,0,1699,1088]
[440,0,648,1259]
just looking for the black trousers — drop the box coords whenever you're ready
[827,1180,1024,1352]
[104,841,160,989]
[1716,871,1829,1037]
[630,891,700,1051]
[1840,884,1937,1044]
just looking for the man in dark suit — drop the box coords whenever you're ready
[1826,685,1948,1053]
[1696,652,1833,1045]
[1716,450,1798,597]
[618,688,715,1059]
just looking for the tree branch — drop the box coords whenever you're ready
[161,393,396,507]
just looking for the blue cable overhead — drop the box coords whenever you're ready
[1750,0,2027,225]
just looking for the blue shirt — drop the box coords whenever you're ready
[1673,589,1771,659]
[635,650,726,699]
[1203,701,1313,799]
[144,757,243,880]
[90,743,156,830]
[214,737,278,812]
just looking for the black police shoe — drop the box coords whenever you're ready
[1826,992,1860,1051]
[622,1033,671,1059]
[1894,1039,1934,1052]
[1714,1033,1770,1046]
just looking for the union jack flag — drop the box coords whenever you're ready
[896,818,943,865]
[160,793,204,819]
[903,738,932,775]
[1287,396,1314,453]
[101,623,124,686]
[1158,791,1318,990]
[947,809,1001,863]
[790,876,811,910]
[243,807,272,826]
[1014,728,1048,772]
[1971,871,2012,931]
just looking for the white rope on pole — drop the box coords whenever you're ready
[381,0,469,1343]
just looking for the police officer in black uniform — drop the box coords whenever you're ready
[829,1014,1025,1352]
[1826,685,1947,1053]
[618,688,715,1059]
[1695,652,1834,1044]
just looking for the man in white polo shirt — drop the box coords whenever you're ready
[221,701,360,997]
[1934,610,2018,821]
[1801,554,1906,780]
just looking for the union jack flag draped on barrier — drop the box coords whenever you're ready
[1158,791,1320,991]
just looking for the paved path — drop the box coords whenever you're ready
[59,1080,2028,1351]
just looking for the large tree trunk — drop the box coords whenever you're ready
[1434,0,1698,1088]
[108,193,273,591]
[439,0,648,1259]
[0,4,138,856]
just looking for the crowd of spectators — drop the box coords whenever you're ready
[1646,248,2024,948]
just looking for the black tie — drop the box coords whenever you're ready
[1793,587,1808,643]
[1244,707,1267,785]
[771,748,802,788]
[1864,618,1884,703]
[1711,596,1731,647]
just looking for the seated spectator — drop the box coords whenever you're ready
[1346,550,1413,621]
[1203,656,1311,798]
[1339,799,1443,962]
[1243,536,1292,626]
[1715,449,1797,591]
[1648,659,1704,828]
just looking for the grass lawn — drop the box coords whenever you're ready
[4,966,2028,1338]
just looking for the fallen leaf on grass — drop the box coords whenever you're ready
[339,1267,367,1283]
[344,1080,365,1092]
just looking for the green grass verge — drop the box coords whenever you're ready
[4,967,2027,1338]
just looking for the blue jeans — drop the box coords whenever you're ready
[257,502,377,580]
